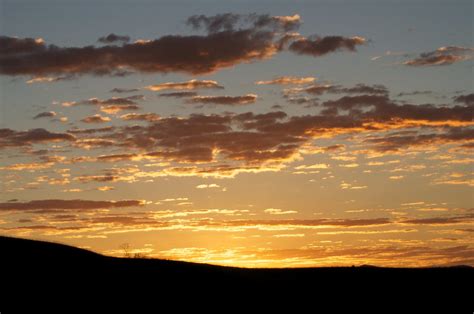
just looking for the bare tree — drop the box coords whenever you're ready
[119,243,131,258]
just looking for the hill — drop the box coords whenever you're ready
[1,235,472,305]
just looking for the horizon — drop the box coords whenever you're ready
[0,0,473,268]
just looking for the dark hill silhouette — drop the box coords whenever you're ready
[1,235,472,307]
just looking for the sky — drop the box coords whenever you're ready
[0,0,473,267]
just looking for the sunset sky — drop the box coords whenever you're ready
[0,0,473,267]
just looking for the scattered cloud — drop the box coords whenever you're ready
[0,128,75,148]
[33,111,56,119]
[289,35,366,57]
[0,199,143,212]
[110,87,140,93]
[196,183,221,189]
[264,208,298,215]
[119,113,161,122]
[97,33,130,44]
[81,114,111,124]
[255,76,316,85]
[404,46,474,66]
[453,93,474,105]
[0,14,366,78]
[62,95,144,107]
[186,94,258,105]
[158,91,198,98]
[145,79,223,91]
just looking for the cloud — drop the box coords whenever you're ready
[96,153,140,162]
[81,114,111,124]
[58,89,472,173]
[255,76,316,85]
[365,127,474,152]
[158,91,198,98]
[264,208,298,215]
[0,14,365,78]
[397,90,434,97]
[0,128,75,148]
[340,182,367,190]
[0,199,143,212]
[453,93,474,105]
[318,94,473,124]
[100,104,140,114]
[186,94,258,105]
[0,36,46,55]
[401,214,474,225]
[119,113,161,122]
[110,87,140,93]
[33,111,56,119]
[0,162,54,171]
[215,217,390,229]
[196,183,221,189]
[290,83,388,96]
[8,83,470,177]
[289,35,366,57]
[404,46,474,66]
[97,33,130,44]
[0,14,287,77]
[74,175,119,183]
[62,95,144,107]
[145,79,223,91]
[26,75,74,84]
[294,163,329,170]
[186,13,301,33]
[67,126,115,135]
[389,175,404,180]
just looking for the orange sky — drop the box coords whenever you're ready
[0,3,473,267]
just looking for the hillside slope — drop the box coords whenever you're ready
[1,236,472,304]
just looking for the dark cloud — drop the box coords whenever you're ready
[63,95,144,107]
[103,111,304,164]
[0,128,75,148]
[33,111,56,119]
[97,33,130,44]
[397,90,434,97]
[365,127,474,152]
[0,36,46,55]
[185,94,258,105]
[158,91,198,98]
[64,89,473,167]
[110,87,140,93]
[298,83,388,96]
[0,15,284,77]
[401,214,474,225]
[324,144,345,152]
[404,46,473,66]
[187,13,242,33]
[319,94,473,123]
[74,175,119,183]
[186,13,301,34]
[67,126,115,135]
[289,35,366,57]
[453,93,474,105]
[0,14,365,77]
[0,199,143,212]
[284,96,320,108]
